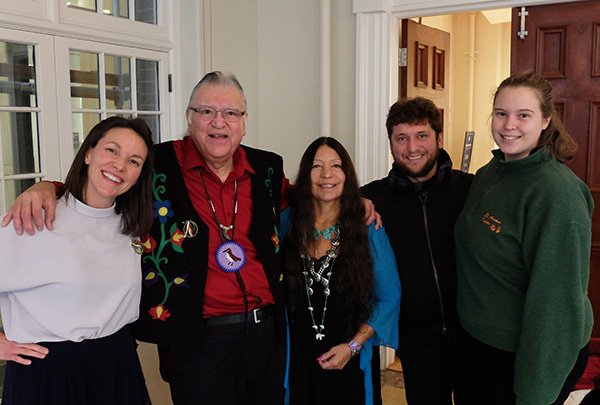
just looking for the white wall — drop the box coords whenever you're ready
[173,0,356,181]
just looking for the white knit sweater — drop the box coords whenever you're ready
[0,196,141,343]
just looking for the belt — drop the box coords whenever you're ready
[203,305,275,327]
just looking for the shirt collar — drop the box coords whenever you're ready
[180,136,255,182]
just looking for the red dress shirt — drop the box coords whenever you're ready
[173,137,290,317]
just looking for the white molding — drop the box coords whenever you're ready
[388,0,582,17]
[321,0,332,138]
[354,11,394,185]
[0,0,50,21]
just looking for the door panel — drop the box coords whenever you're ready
[400,19,450,135]
[511,0,600,338]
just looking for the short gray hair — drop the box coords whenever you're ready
[187,71,247,110]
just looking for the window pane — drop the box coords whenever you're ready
[67,0,96,12]
[136,59,159,111]
[103,0,128,18]
[105,55,131,110]
[4,178,37,210]
[70,51,100,110]
[135,0,157,24]
[0,41,37,108]
[71,113,101,155]
[138,114,160,143]
[1,111,40,175]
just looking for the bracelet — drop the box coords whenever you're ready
[346,339,363,357]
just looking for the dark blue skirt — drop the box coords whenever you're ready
[2,325,151,405]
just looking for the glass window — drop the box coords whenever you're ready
[138,114,160,144]
[66,0,96,12]
[70,51,100,110]
[103,0,128,18]
[69,51,162,154]
[0,111,40,175]
[136,59,159,111]
[71,113,101,156]
[105,54,131,110]
[0,41,37,108]
[135,0,157,24]
[67,0,157,25]
[0,40,43,212]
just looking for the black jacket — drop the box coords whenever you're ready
[361,149,472,334]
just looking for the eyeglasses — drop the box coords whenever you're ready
[188,105,246,123]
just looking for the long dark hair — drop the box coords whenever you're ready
[59,117,155,238]
[284,137,373,336]
[493,71,577,163]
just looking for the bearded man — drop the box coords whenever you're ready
[361,97,473,405]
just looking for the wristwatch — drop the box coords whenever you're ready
[346,339,363,357]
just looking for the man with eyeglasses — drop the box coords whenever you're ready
[1,71,291,404]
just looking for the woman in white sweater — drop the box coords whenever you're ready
[0,116,155,404]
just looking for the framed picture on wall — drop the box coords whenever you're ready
[461,131,474,172]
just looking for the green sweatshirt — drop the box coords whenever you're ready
[455,147,594,405]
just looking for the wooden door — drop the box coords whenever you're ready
[400,19,450,135]
[511,0,600,338]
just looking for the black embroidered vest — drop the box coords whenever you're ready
[132,141,286,347]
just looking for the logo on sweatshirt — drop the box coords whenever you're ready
[482,212,502,233]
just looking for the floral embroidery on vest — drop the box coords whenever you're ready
[141,171,190,321]
[264,166,280,253]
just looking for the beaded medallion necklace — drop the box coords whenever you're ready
[301,227,340,340]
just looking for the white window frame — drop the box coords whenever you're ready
[0,27,60,213]
[0,1,172,52]
[0,31,170,213]
[54,37,170,176]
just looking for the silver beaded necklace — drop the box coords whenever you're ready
[301,227,340,340]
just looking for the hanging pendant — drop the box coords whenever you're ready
[320,278,329,287]
[215,241,246,272]
[315,333,325,340]
[220,225,233,241]
[314,273,322,282]
[323,288,330,296]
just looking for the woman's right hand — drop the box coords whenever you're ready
[0,332,49,365]
[1,181,58,235]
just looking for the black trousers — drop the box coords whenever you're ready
[160,313,286,405]
[454,328,590,405]
[397,328,458,405]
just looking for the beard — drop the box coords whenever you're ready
[394,148,440,181]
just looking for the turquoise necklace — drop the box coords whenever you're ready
[312,221,339,240]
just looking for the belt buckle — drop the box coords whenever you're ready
[253,307,262,324]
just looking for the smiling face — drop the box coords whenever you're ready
[84,127,148,208]
[389,121,443,183]
[310,145,346,206]
[186,83,246,173]
[491,86,551,161]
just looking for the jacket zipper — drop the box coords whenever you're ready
[420,194,448,333]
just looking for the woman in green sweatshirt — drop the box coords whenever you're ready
[454,72,594,405]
